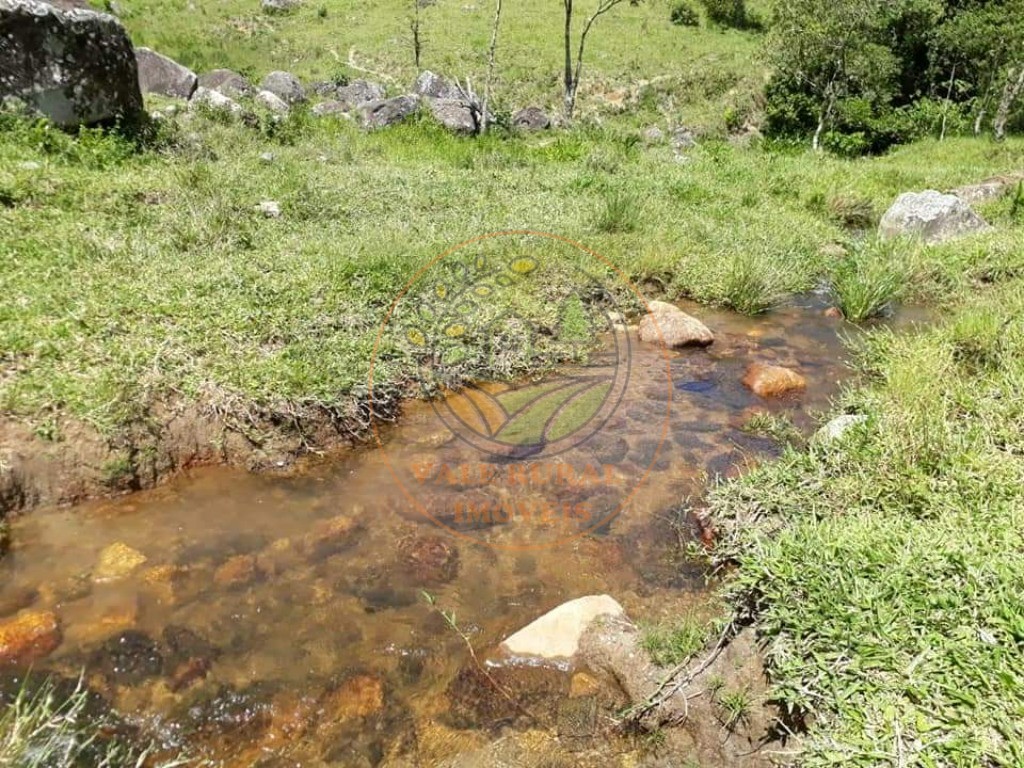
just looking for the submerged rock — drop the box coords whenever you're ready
[320,674,384,721]
[92,630,163,684]
[0,610,61,664]
[0,0,143,126]
[742,363,806,398]
[213,553,262,588]
[93,541,147,583]
[397,534,459,583]
[638,301,714,348]
[135,47,197,99]
[879,190,991,244]
[498,594,625,669]
[303,515,361,558]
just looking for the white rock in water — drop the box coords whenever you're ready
[498,594,625,669]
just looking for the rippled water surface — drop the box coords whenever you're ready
[0,299,894,766]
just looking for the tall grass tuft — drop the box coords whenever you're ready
[831,239,912,322]
[721,253,789,314]
[595,188,641,234]
[0,677,190,768]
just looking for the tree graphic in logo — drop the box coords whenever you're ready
[398,248,630,459]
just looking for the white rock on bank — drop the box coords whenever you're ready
[813,414,867,445]
[879,190,991,245]
[497,594,625,669]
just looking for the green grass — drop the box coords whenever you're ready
[0,677,190,768]
[707,279,1024,765]
[831,238,913,322]
[2,108,1022,441]
[640,612,711,667]
[104,0,768,133]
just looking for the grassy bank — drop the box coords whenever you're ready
[2,109,1021,443]
[708,278,1024,762]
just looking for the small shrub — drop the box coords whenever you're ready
[317,5,328,17]
[595,188,641,234]
[831,239,912,322]
[699,0,748,29]
[669,1,700,26]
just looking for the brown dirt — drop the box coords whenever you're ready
[0,401,360,520]
[580,620,797,766]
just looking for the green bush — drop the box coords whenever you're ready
[699,0,749,29]
[669,1,700,26]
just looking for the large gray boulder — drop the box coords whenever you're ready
[413,70,460,100]
[879,190,992,245]
[189,86,243,117]
[260,71,305,104]
[261,0,300,13]
[336,79,385,108]
[135,47,197,99]
[0,0,142,126]
[198,68,252,97]
[360,95,419,129]
[512,106,551,132]
[428,98,477,135]
[951,172,1024,205]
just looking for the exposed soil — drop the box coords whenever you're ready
[0,401,362,520]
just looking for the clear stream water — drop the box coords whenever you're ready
[0,298,913,766]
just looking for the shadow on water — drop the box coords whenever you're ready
[0,298,926,765]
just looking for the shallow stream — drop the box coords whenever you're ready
[0,297,897,766]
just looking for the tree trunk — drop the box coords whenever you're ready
[994,66,1024,141]
[481,0,503,135]
[974,108,986,136]
[563,0,575,120]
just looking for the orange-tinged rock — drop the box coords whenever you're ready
[303,515,360,558]
[742,363,807,398]
[320,674,384,722]
[824,307,844,319]
[213,554,261,588]
[93,542,147,583]
[0,610,61,664]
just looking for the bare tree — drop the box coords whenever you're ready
[562,0,632,121]
[994,65,1024,141]
[410,0,424,70]
[481,0,504,134]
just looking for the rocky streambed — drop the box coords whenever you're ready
[0,297,903,766]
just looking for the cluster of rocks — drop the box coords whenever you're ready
[635,300,808,398]
[0,0,555,134]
